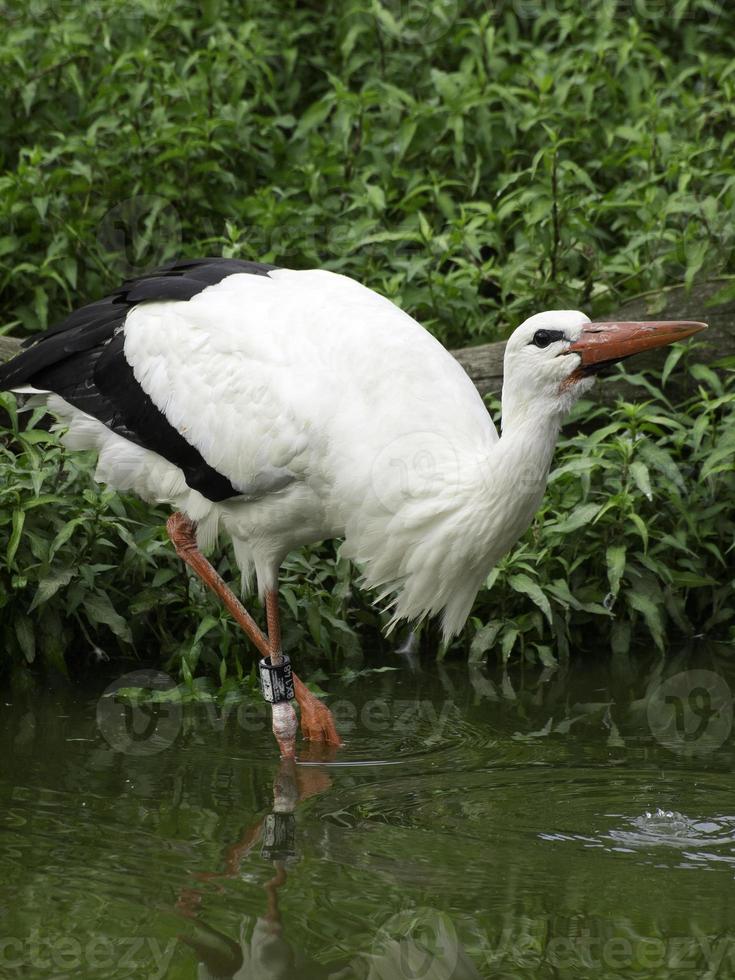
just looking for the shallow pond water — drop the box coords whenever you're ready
[2,646,735,979]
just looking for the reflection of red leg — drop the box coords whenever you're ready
[198,821,265,881]
[264,863,288,926]
[294,676,343,746]
[176,887,204,919]
[296,762,334,798]
[174,755,333,940]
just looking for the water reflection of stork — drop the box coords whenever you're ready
[176,753,337,978]
[175,753,482,980]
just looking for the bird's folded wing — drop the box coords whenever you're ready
[0,259,305,502]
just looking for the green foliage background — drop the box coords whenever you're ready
[0,0,733,685]
[3,0,735,342]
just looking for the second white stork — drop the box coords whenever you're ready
[0,258,705,754]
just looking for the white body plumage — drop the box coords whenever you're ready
[31,268,595,638]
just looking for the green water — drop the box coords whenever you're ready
[2,647,735,979]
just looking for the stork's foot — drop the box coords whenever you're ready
[294,676,342,746]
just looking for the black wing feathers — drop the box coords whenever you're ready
[93,332,238,500]
[0,258,275,501]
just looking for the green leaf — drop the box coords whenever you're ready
[501,627,519,663]
[50,517,87,558]
[0,235,18,258]
[550,503,601,535]
[366,185,386,211]
[82,593,132,643]
[625,590,664,650]
[395,119,417,161]
[193,615,218,645]
[281,586,299,619]
[661,345,685,387]
[701,443,735,480]
[469,621,501,662]
[7,509,25,565]
[691,364,723,395]
[629,461,653,501]
[29,569,75,611]
[707,280,735,306]
[606,545,626,597]
[670,571,717,588]
[627,513,649,552]
[684,240,707,290]
[33,285,48,328]
[535,645,557,668]
[508,574,552,624]
[293,98,333,138]
[15,615,35,664]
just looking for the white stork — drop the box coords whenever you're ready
[0,258,705,755]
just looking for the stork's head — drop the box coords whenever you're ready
[501,310,706,427]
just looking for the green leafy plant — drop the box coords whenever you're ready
[1,1,734,346]
[1,0,734,683]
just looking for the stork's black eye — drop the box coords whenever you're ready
[530,329,565,348]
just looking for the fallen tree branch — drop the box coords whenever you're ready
[0,336,21,364]
[456,277,733,404]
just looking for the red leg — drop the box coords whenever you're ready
[167,513,297,757]
[167,512,270,658]
[167,513,341,750]
[260,588,301,757]
[264,588,343,747]
[265,588,282,661]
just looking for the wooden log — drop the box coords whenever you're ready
[453,277,735,404]
[2,278,732,403]
[0,335,21,364]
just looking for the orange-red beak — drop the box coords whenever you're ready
[566,320,707,374]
